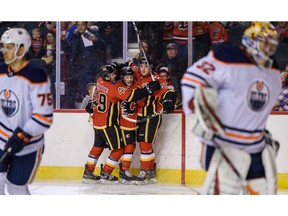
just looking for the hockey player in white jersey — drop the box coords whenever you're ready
[0,28,54,194]
[181,22,281,195]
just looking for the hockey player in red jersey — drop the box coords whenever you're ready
[118,66,140,184]
[181,22,281,194]
[0,28,54,194]
[82,64,160,183]
[124,58,177,184]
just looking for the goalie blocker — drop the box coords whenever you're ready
[193,87,279,195]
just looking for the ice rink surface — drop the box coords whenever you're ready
[29,181,288,195]
[29,181,200,195]
[2,181,288,216]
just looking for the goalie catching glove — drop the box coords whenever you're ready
[4,127,32,155]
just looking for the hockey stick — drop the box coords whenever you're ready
[213,140,259,195]
[132,22,155,81]
[0,147,11,165]
[121,103,182,124]
[122,110,165,124]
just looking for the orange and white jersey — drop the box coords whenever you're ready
[0,61,54,155]
[181,44,282,153]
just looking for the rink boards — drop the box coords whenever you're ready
[36,110,288,189]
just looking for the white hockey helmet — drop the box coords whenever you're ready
[242,22,279,69]
[1,28,31,63]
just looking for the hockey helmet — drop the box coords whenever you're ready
[99,65,116,81]
[0,28,31,64]
[121,66,134,77]
[139,56,152,66]
[242,22,279,68]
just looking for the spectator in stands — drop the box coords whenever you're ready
[133,39,156,67]
[161,22,174,56]
[275,22,288,43]
[157,66,182,107]
[80,82,97,109]
[41,31,57,105]
[192,22,211,60]
[157,42,187,101]
[207,22,228,49]
[273,65,288,111]
[67,21,106,107]
[172,22,189,62]
[31,28,45,59]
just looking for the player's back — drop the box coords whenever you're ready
[93,78,134,128]
[185,44,282,153]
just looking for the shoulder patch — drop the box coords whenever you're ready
[118,86,127,94]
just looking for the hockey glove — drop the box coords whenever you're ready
[144,80,161,95]
[162,99,175,113]
[264,129,280,154]
[5,127,32,155]
[85,100,97,113]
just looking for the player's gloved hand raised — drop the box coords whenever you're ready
[162,99,175,113]
[4,127,32,155]
[144,80,161,95]
[86,100,97,113]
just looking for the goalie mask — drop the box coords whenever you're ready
[242,22,279,69]
[0,28,31,64]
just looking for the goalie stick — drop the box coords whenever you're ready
[132,21,155,81]
[213,139,259,195]
[0,147,12,165]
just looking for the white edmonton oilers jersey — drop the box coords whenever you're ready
[181,45,282,154]
[0,61,53,156]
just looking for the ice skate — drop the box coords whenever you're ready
[82,170,100,184]
[119,169,136,184]
[99,164,118,184]
[147,163,157,184]
[134,170,149,185]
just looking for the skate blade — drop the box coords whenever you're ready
[99,179,119,184]
[134,179,149,185]
[120,179,135,185]
[82,178,100,184]
[147,178,157,184]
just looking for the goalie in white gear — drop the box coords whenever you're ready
[0,28,53,194]
[181,22,281,195]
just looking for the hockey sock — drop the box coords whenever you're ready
[121,143,135,171]
[139,142,154,171]
[103,148,124,174]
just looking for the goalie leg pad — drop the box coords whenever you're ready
[6,180,30,195]
[201,145,251,195]
[193,87,225,141]
[261,145,277,194]
[247,178,267,195]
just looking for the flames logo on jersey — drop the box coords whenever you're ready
[0,89,19,117]
[247,80,269,111]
